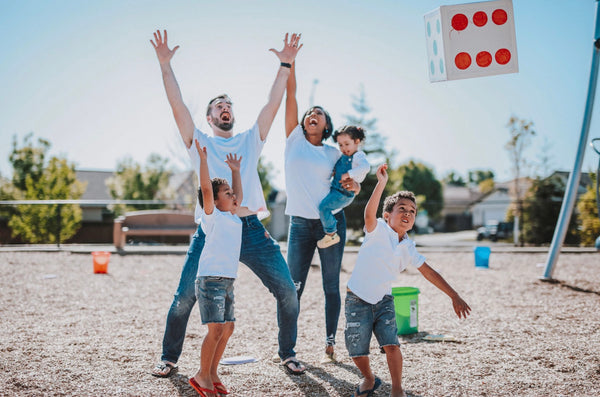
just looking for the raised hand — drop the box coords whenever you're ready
[269,33,302,64]
[150,29,180,64]
[225,153,242,172]
[194,139,207,161]
[376,163,388,184]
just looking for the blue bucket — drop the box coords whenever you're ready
[474,246,491,268]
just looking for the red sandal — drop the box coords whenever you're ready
[188,377,217,396]
[213,382,229,395]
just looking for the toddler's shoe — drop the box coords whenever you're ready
[317,233,340,249]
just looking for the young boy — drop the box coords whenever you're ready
[189,140,242,397]
[344,164,471,397]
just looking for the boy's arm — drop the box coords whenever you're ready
[418,262,471,319]
[195,140,214,215]
[225,153,243,204]
[150,30,195,149]
[285,61,299,137]
[364,164,388,233]
[257,33,302,141]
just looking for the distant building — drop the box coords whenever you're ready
[438,185,483,232]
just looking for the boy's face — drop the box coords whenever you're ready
[214,183,238,214]
[384,198,417,238]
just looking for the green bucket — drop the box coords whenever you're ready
[391,287,420,335]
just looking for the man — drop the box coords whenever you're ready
[149,30,307,376]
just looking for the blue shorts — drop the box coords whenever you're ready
[344,290,399,357]
[195,276,235,324]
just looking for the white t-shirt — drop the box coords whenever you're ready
[284,124,342,219]
[197,208,242,279]
[187,123,268,221]
[347,219,426,304]
[347,151,370,183]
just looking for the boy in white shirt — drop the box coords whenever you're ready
[189,140,242,397]
[345,164,471,397]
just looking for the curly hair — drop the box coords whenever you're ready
[383,191,417,214]
[332,125,366,143]
[300,106,334,141]
[197,178,229,207]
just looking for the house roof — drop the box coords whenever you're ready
[76,170,113,200]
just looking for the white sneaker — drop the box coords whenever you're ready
[317,233,340,249]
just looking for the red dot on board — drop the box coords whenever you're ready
[492,9,508,25]
[473,11,488,27]
[455,52,471,70]
[476,51,492,67]
[495,48,511,65]
[451,13,468,31]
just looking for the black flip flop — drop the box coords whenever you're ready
[151,362,178,378]
[281,357,306,375]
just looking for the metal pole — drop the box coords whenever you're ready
[541,1,600,280]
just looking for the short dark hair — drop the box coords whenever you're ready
[197,178,229,207]
[383,191,417,213]
[206,94,232,116]
[333,125,366,143]
[300,106,333,141]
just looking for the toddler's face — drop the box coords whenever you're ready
[384,198,417,238]
[336,133,361,156]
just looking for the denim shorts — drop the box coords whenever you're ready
[344,290,399,357]
[195,276,235,324]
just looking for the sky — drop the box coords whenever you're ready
[1,0,599,191]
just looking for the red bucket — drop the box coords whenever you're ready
[92,251,111,273]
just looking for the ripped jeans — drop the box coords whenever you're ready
[196,276,235,324]
[344,290,399,357]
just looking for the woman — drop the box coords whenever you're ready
[284,61,359,363]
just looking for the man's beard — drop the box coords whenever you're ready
[213,117,234,131]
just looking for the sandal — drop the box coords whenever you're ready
[320,351,337,364]
[213,382,229,395]
[189,377,217,396]
[352,377,382,397]
[151,361,178,378]
[281,357,306,375]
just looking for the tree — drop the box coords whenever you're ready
[8,132,50,191]
[443,171,466,187]
[9,157,85,244]
[522,175,579,245]
[577,178,600,246]
[505,116,535,245]
[258,156,275,202]
[468,169,495,193]
[390,160,443,220]
[342,85,393,231]
[106,154,174,216]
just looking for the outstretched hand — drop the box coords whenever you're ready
[150,29,179,64]
[225,153,242,172]
[452,296,472,319]
[376,164,388,183]
[269,33,302,64]
[194,139,207,161]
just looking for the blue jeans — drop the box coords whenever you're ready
[344,290,399,357]
[195,276,235,324]
[318,189,354,234]
[161,216,299,363]
[287,212,346,347]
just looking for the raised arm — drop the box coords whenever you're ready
[257,33,303,141]
[194,140,214,215]
[285,61,299,137]
[225,153,243,205]
[364,164,388,232]
[418,263,472,319]
[150,29,195,148]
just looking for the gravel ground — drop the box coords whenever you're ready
[0,249,599,396]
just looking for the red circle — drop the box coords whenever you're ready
[476,51,492,67]
[455,52,472,70]
[495,48,511,65]
[492,9,508,25]
[473,11,488,27]
[451,13,468,31]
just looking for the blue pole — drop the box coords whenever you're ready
[541,1,600,280]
